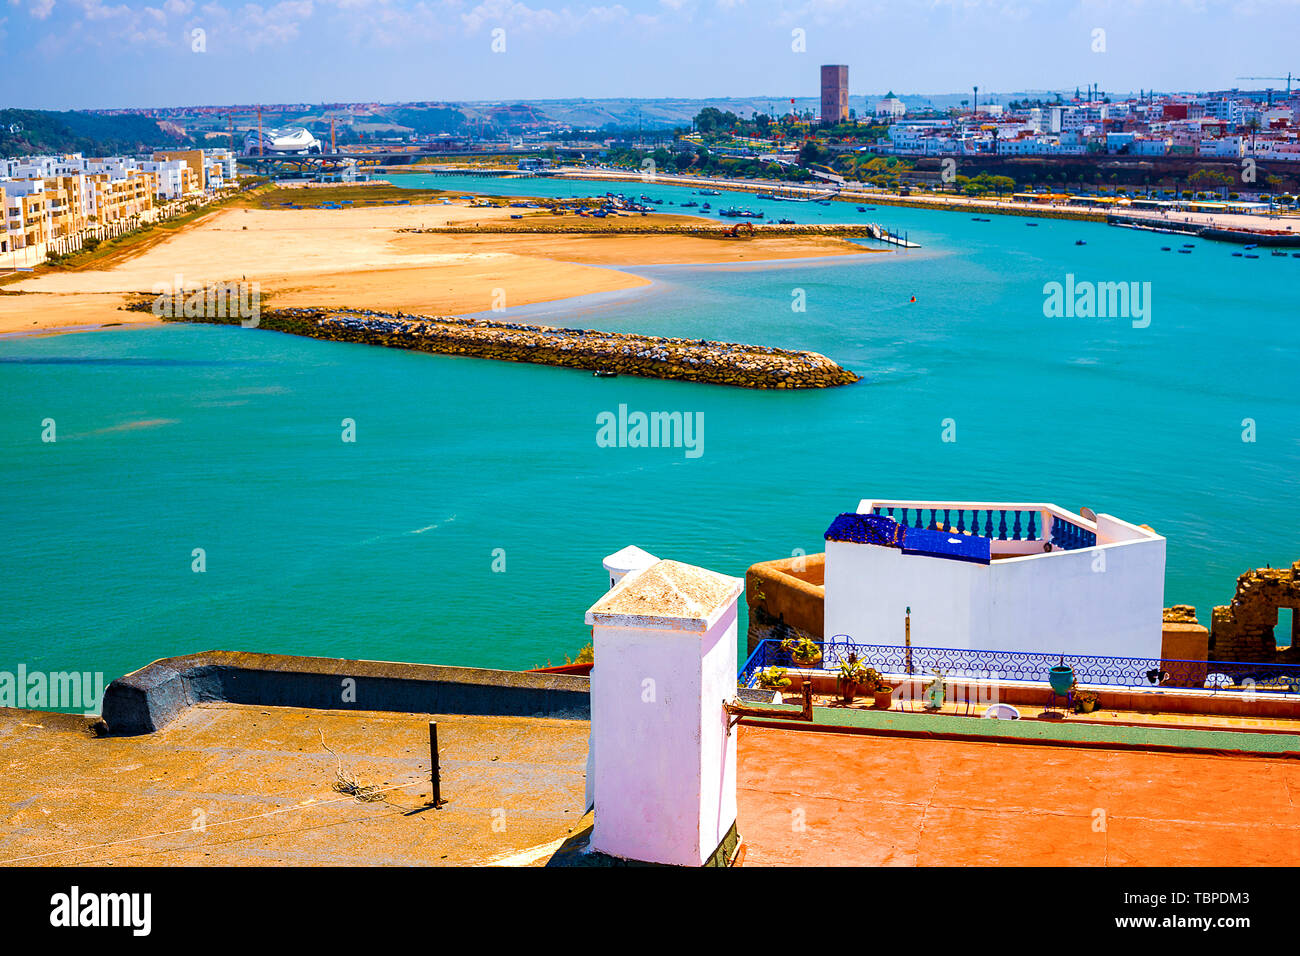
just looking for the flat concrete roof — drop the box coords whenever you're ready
[736,723,1300,866]
[0,703,588,866]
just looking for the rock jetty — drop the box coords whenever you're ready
[153,305,861,389]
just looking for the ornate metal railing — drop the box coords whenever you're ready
[738,638,1300,695]
[867,502,1098,551]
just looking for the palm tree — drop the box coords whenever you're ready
[1246,117,1262,158]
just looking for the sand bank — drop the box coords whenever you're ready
[1,199,869,336]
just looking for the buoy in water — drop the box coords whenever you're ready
[909,296,916,303]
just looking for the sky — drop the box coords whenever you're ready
[5,0,1300,110]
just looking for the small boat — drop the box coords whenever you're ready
[698,189,721,196]
[1292,253,1300,258]
[856,206,866,212]
[1075,240,1086,246]
[593,369,618,378]
[1245,253,1260,259]
[1271,250,1288,257]
[1026,222,1038,227]
[1178,249,1193,254]
[1232,252,1243,257]
[1161,247,1171,251]
[777,218,795,225]
[756,192,776,200]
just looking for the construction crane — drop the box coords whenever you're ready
[1237,73,1297,96]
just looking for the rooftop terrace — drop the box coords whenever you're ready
[0,702,588,867]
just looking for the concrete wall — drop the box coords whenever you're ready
[100,651,590,735]
[825,519,1166,657]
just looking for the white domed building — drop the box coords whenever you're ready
[875,92,907,119]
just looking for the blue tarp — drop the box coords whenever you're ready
[898,526,991,565]
[823,513,902,547]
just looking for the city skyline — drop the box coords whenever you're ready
[5,0,1300,110]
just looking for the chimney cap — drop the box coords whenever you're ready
[586,560,743,632]
[601,545,659,577]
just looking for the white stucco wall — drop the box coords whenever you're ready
[825,518,1165,658]
[589,604,738,866]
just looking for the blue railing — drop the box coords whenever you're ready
[739,638,1300,696]
[869,505,1097,550]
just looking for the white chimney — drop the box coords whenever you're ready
[584,559,744,866]
[601,545,659,590]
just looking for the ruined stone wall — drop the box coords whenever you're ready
[1210,561,1300,664]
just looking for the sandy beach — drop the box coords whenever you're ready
[0,195,869,336]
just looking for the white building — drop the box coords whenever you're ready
[875,92,906,119]
[1199,136,1245,158]
[142,159,190,200]
[823,498,1166,659]
[244,126,322,155]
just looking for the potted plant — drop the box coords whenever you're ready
[757,667,791,692]
[781,636,823,668]
[836,660,869,703]
[865,668,894,709]
[1073,688,1099,714]
[1049,658,1075,696]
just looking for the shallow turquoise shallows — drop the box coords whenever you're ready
[2,173,1298,687]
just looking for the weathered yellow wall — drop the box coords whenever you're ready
[745,553,825,655]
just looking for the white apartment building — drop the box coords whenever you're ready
[1199,136,1245,158]
[2,148,236,269]
[142,159,193,200]
[1249,137,1300,161]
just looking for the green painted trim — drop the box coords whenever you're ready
[745,705,1300,756]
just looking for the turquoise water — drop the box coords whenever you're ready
[3,173,1298,690]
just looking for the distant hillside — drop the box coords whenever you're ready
[0,109,192,158]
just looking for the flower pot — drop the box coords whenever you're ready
[1076,699,1097,714]
[873,686,894,709]
[1049,665,1074,696]
[793,652,823,668]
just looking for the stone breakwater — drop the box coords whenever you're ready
[144,304,860,389]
